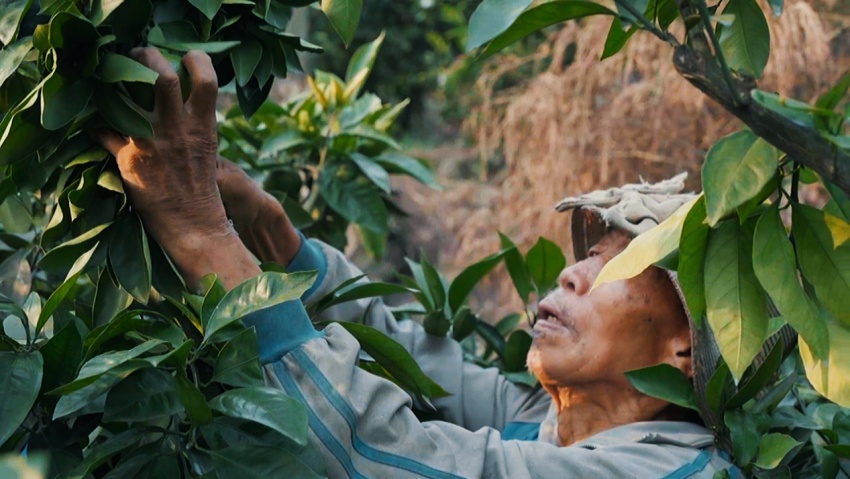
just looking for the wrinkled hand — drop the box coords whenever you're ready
[216,158,301,265]
[95,49,259,289]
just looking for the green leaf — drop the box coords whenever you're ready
[503,330,532,372]
[725,409,769,464]
[188,0,223,20]
[0,0,31,45]
[332,321,450,398]
[753,205,829,359]
[754,433,800,469]
[321,0,362,47]
[312,281,413,315]
[200,274,226,328]
[475,321,506,357]
[816,71,850,114]
[702,130,780,226]
[103,368,183,422]
[211,327,264,387]
[750,90,816,128]
[448,249,507,312]
[39,320,82,394]
[793,203,850,326]
[373,151,439,189]
[231,40,262,87]
[0,37,32,88]
[260,129,309,160]
[601,18,636,60]
[99,53,159,84]
[148,25,240,53]
[344,30,384,95]
[624,363,698,411]
[593,197,699,290]
[176,371,212,425]
[677,197,709,324]
[204,271,315,342]
[108,213,152,303]
[704,220,769,379]
[339,124,401,150]
[94,87,153,138]
[724,336,784,409]
[0,351,42,445]
[39,72,93,130]
[63,428,147,478]
[209,387,308,446]
[349,152,391,194]
[319,160,388,234]
[93,267,133,327]
[209,445,322,479]
[420,256,447,312]
[467,0,533,51]
[499,233,534,304]
[614,0,650,27]
[718,0,770,78]
[38,242,101,335]
[526,237,566,293]
[477,1,615,58]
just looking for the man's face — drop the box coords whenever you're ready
[527,230,690,390]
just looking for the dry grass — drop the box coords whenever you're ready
[405,0,848,318]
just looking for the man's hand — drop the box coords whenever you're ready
[95,49,260,290]
[216,158,302,266]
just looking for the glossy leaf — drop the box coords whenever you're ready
[211,327,264,387]
[793,204,850,326]
[349,152,391,194]
[754,433,800,469]
[677,196,709,324]
[625,363,698,411]
[503,330,532,372]
[702,130,779,226]
[601,18,636,60]
[209,445,322,479]
[478,1,614,58]
[103,368,183,422]
[799,317,850,408]
[319,160,388,234]
[99,53,159,84]
[593,197,698,290]
[204,271,315,342]
[0,0,31,45]
[188,0,223,20]
[526,237,566,293]
[108,213,152,303]
[373,151,439,188]
[448,249,508,312]
[0,37,32,88]
[231,40,262,87]
[332,321,450,398]
[725,409,769,464]
[209,387,308,446]
[344,30,384,96]
[312,280,413,315]
[499,233,534,304]
[176,371,212,425]
[718,0,770,78]
[0,351,42,445]
[725,337,784,409]
[94,88,153,138]
[753,205,829,359]
[467,0,532,51]
[321,0,362,47]
[41,73,93,130]
[704,220,769,379]
[614,0,649,27]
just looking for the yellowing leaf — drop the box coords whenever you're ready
[800,316,850,407]
[592,196,699,291]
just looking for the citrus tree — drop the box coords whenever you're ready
[466,0,850,475]
[0,0,457,477]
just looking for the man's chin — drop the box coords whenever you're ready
[525,347,544,381]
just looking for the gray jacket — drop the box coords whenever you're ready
[248,239,740,478]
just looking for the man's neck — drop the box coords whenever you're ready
[552,385,665,447]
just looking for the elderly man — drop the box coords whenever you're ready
[96,49,737,478]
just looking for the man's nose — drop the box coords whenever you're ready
[558,264,591,296]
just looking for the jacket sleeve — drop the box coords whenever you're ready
[245,301,731,479]
[283,235,548,431]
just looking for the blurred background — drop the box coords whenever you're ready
[257,0,850,319]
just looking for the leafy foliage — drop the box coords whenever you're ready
[464,0,850,474]
[218,33,438,257]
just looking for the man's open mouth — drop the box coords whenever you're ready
[536,302,573,331]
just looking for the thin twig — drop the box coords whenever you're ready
[612,0,680,47]
[694,0,744,105]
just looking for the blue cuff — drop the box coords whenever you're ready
[287,231,327,300]
[243,301,323,364]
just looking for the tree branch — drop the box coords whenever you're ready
[672,46,850,195]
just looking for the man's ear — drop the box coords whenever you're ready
[667,331,693,379]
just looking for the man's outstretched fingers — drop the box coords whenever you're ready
[182,50,218,121]
[91,129,129,157]
[130,47,183,123]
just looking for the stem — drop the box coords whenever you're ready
[612,0,680,46]
[791,164,800,204]
[695,0,743,105]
